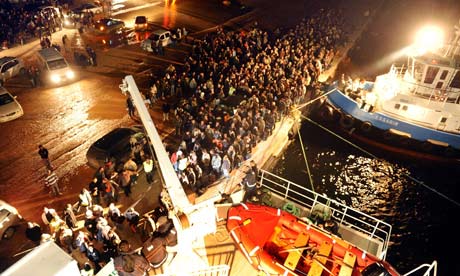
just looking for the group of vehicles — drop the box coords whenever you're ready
[0,47,74,123]
[0,57,25,123]
[0,11,177,126]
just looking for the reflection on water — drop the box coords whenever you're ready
[273,122,460,274]
[314,152,404,216]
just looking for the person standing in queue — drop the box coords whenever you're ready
[124,207,140,233]
[127,96,135,118]
[250,159,259,181]
[162,101,170,121]
[25,221,42,243]
[143,155,154,185]
[241,165,257,202]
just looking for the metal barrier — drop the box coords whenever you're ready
[403,260,437,276]
[257,169,393,260]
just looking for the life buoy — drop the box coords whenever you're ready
[339,114,355,129]
[360,121,372,133]
[319,106,334,121]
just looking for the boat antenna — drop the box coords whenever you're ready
[444,18,460,58]
[302,114,460,208]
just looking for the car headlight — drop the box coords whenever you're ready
[50,74,60,83]
[66,70,75,79]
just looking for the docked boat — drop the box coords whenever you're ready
[226,202,399,276]
[317,20,460,160]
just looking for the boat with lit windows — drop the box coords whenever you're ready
[317,20,460,160]
[226,202,400,276]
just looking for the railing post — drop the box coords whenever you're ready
[259,170,265,186]
[284,181,291,200]
[340,206,347,224]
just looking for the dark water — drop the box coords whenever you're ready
[273,122,460,275]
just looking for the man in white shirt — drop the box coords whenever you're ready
[143,155,154,184]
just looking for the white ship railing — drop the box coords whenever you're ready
[389,64,406,79]
[257,169,393,259]
[403,260,437,276]
[391,62,460,104]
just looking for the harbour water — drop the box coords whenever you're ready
[271,1,460,275]
[272,121,460,275]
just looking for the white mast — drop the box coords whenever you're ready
[445,19,460,58]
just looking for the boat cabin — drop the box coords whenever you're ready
[404,53,460,103]
[369,49,460,134]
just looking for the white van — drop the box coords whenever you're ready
[37,47,75,85]
[140,29,172,52]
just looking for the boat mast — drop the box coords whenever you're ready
[444,19,460,58]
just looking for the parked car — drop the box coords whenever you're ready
[0,56,26,86]
[86,126,146,170]
[0,200,23,240]
[140,29,172,52]
[99,27,128,47]
[0,87,24,123]
[134,15,148,30]
[94,18,125,34]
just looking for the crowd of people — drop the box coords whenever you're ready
[143,9,347,196]
[31,139,156,274]
[0,0,101,51]
[24,5,349,275]
[0,1,67,49]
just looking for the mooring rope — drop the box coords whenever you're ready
[297,128,315,192]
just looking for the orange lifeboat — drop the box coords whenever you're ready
[226,203,400,276]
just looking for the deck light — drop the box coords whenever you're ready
[412,25,444,55]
